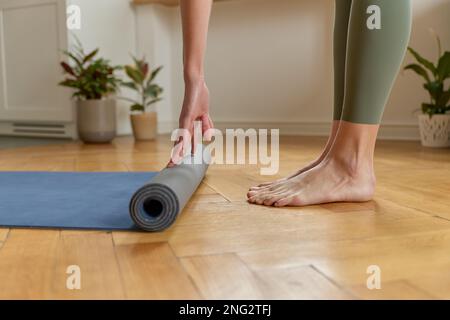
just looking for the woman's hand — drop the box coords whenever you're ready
[179,77,213,140]
[168,78,213,167]
[168,0,213,167]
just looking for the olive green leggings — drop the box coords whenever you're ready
[333,0,412,124]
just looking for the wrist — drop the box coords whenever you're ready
[183,69,205,84]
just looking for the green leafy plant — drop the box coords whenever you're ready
[59,40,120,100]
[404,33,450,116]
[121,56,163,113]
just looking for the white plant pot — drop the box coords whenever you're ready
[418,114,450,148]
[77,98,116,143]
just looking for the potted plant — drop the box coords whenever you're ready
[59,41,120,143]
[121,56,163,141]
[404,33,450,148]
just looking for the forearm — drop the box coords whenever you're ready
[180,0,212,82]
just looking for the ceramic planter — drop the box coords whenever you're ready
[418,114,450,148]
[130,112,157,141]
[77,99,116,143]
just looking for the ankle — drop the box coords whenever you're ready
[325,152,375,181]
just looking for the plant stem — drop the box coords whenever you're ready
[141,83,146,112]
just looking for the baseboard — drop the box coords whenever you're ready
[213,121,420,141]
[0,121,77,140]
[377,123,420,141]
[123,120,421,141]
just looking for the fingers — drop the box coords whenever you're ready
[201,114,214,141]
[208,114,214,130]
[168,117,194,167]
[169,130,191,167]
[167,141,183,168]
[168,113,214,168]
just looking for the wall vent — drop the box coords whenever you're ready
[0,122,76,139]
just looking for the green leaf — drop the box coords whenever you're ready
[63,50,83,70]
[60,51,120,99]
[149,66,163,82]
[437,89,450,107]
[424,81,443,101]
[407,47,437,76]
[132,55,144,69]
[437,51,450,81]
[83,48,99,64]
[60,62,75,76]
[125,65,144,84]
[120,81,138,91]
[130,104,145,112]
[422,103,435,116]
[421,102,448,116]
[59,79,80,89]
[144,84,163,98]
[404,64,430,83]
[146,97,162,106]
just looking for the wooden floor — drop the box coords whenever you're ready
[0,135,449,300]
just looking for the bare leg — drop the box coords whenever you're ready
[248,0,412,207]
[252,0,352,190]
[250,120,340,190]
[248,121,376,206]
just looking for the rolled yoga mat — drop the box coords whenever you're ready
[0,154,208,232]
[130,153,209,231]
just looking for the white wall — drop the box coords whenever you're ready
[135,5,177,133]
[173,0,334,125]
[387,0,450,128]
[77,0,450,139]
[69,0,137,135]
[170,0,450,139]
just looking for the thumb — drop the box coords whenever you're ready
[170,119,194,165]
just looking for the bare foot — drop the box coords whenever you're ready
[250,121,341,191]
[247,157,375,207]
[249,159,322,191]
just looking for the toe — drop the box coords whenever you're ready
[275,194,305,207]
[263,192,288,206]
[255,195,266,205]
[254,192,272,205]
[248,192,267,204]
[274,196,293,207]
[248,192,259,203]
[247,189,261,198]
[248,184,279,197]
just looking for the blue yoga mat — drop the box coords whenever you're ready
[0,171,158,231]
